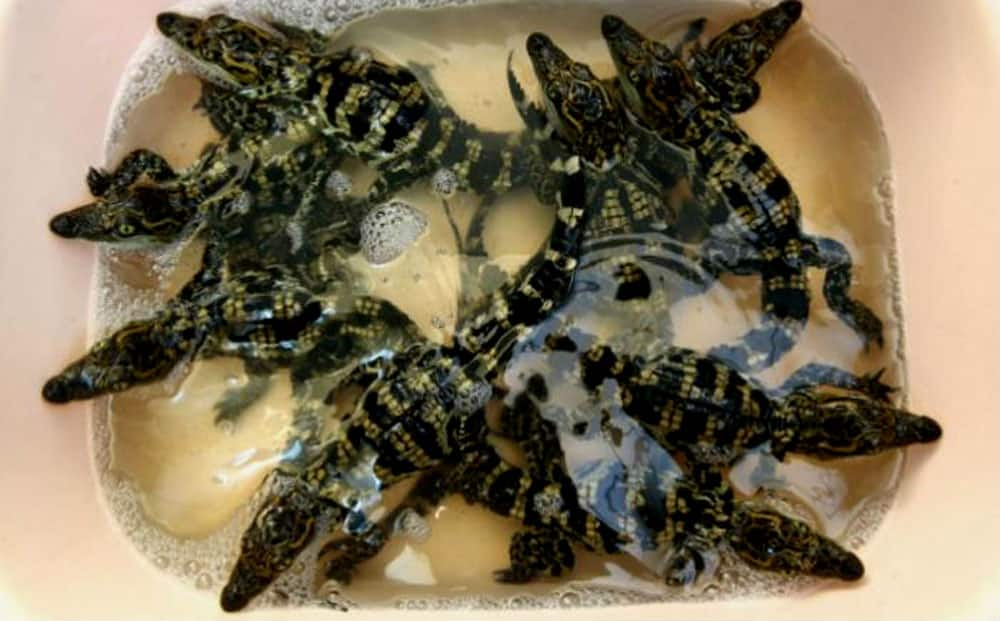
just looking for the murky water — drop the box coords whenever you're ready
[88,0,906,610]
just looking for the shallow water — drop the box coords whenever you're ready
[88,0,905,610]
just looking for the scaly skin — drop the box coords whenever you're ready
[156,13,549,226]
[41,259,417,405]
[217,157,590,611]
[602,10,884,373]
[319,382,871,588]
[573,343,941,464]
[489,374,869,586]
[688,1,804,113]
[49,132,344,245]
[512,33,697,242]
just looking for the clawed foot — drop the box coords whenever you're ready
[856,368,897,402]
[319,528,387,585]
[86,167,112,197]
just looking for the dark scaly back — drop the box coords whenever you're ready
[602,14,869,372]
[163,13,540,216]
[453,155,589,365]
[218,160,591,610]
[575,342,942,464]
[454,446,625,557]
[577,344,771,463]
[196,81,282,136]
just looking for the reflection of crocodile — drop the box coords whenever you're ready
[603,6,885,373]
[217,158,589,611]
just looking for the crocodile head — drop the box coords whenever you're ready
[728,502,864,581]
[156,13,312,97]
[704,1,803,75]
[695,1,802,111]
[41,315,191,403]
[49,185,191,243]
[601,15,706,139]
[221,471,324,612]
[524,33,625,167]
[776,391,942,459]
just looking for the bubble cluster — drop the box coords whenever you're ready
[359,199,429,265]
[324,170,353,199]
[430,168,458,198]
[393,508,432,542]
[454,380,492,413]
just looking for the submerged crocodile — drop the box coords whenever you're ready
[601,6,884,373]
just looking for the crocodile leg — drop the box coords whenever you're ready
[771,362,896,401]
[498,389,567,482]
[319,467,452,585]
[495,527,576,582]
[85,148,177,197]
[804,235,884,351]
[453,447,624,565]
[213,358,275,426]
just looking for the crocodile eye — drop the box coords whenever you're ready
[118,223,135,236]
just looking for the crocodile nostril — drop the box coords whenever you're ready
[49,213,78,238]
[780,1,804,21]
[526,33,551,54]
[601,15,625,37]
[42,377,70,403]
[155,12,179,33]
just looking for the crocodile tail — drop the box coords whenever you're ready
[804,235,885,351]
[708,258,809,374]
[454,156,589,356]
[455,447,623,555]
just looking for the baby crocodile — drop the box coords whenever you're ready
[41,247,418,410]
[602,8,884,373]
[157,13,549,230]
[49,129,345,247]
[570,341,941,465]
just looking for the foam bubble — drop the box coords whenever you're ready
[324,170,353,199]
[359,199,429,265]
[430,168,458,198]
